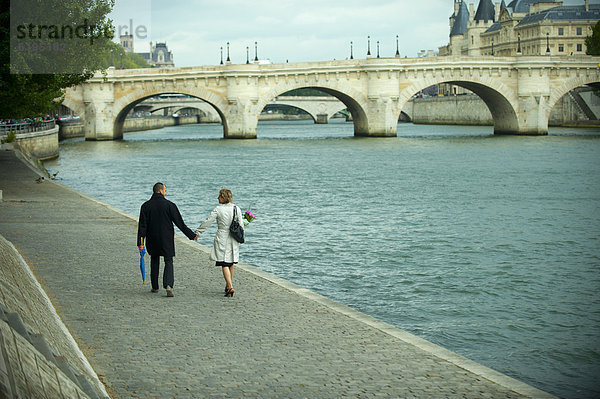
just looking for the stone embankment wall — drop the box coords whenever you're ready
[123,115,198,132]
[0,234,108,398]
[406,96,493,126]
[59,116,199,140]
[1,126,60,160]
[258,114,312,121]
[407,93,599,127]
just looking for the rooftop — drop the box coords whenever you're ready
[518,4,600,26]
[451,1,471,36]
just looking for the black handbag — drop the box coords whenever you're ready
[229,205,245,243]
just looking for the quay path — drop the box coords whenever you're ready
[0,149,555,398]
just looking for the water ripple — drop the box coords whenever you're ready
[45,122,600,399]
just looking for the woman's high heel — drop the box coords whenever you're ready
[225,287,234,297]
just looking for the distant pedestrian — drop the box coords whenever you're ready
[195,188,244,297]
[137,182,197,297]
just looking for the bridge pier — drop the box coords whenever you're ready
[355,96,399,137]
[511,69,551,135]
[510,95,550,135]
[83,104,119,141]
[315,114,328,124]
[223,99,258,139]
[81,81,120,141]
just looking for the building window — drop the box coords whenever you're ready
[558,28,564,36]
[577,43,583,52]
[577,27,582,35]
[558,44,564,52]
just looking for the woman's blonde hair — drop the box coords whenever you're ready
[219,188,233,203]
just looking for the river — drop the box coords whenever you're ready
[44,120,600,398]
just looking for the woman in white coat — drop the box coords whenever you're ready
[195,188,244,297]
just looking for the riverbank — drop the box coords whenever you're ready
[59,115,200,140]
[0,148,556,398]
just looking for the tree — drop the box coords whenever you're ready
[585,21,600,55]
[100,41,152,70]
[0,0,115,119]
[282,88,332,97]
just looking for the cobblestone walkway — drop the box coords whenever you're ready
[0,150,555,398]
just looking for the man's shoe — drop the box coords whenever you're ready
[151,288,159,293]
[166,286,174,297]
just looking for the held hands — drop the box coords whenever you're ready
[138,235,197,252]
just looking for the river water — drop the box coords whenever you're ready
[44,120,600,398]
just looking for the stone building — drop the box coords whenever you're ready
[444,0,599,56]
[119,35,175,67]
[433,0,599,124]
[120,34,134,53]
[138,42,175,68]
[439,0,599,96]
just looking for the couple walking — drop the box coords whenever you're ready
[137,183,244,297]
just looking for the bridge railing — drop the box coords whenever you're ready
[0,120,56,136]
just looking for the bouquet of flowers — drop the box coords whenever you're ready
[243,210,256,226]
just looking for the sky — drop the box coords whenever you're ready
[109,0,597,67]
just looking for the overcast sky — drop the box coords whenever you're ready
[109,0,597,67]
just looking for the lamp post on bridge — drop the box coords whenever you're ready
[246,46,250,64]
[367,36,371,57]
[491,38,494,56]
[546,32,550,54]
[220,47,223,65]
[350,41,354,59]
[254,41,258,62]
[395,35,400,57]
[376,41,380,58]
[517,32,521,54]
[226,42,231,63]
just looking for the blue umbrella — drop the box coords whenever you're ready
[139,237,146,284]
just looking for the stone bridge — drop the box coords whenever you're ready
[270,96,347,123]
[135,96,348,124]
[63,56,600,139]
[133,97,221,121]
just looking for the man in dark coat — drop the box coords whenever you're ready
[137,182,197,297]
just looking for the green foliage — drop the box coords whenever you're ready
[585,21,600,55]
[1,131,16,143]
[98,41,152,69]
[263,104,309,115]
[282,88,332,97]
[124,52,152,69]
[0,0,115,119]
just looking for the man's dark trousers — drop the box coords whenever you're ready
[151,255,174,289]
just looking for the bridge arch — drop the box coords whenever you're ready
[257,84,368,136]
[113,87,228,139]
[61,97,85,119]
[262,103,315,121]
[548,75,600,122]
[134,105,194,115]
[399,74,519,134]
[269,98,348,124]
